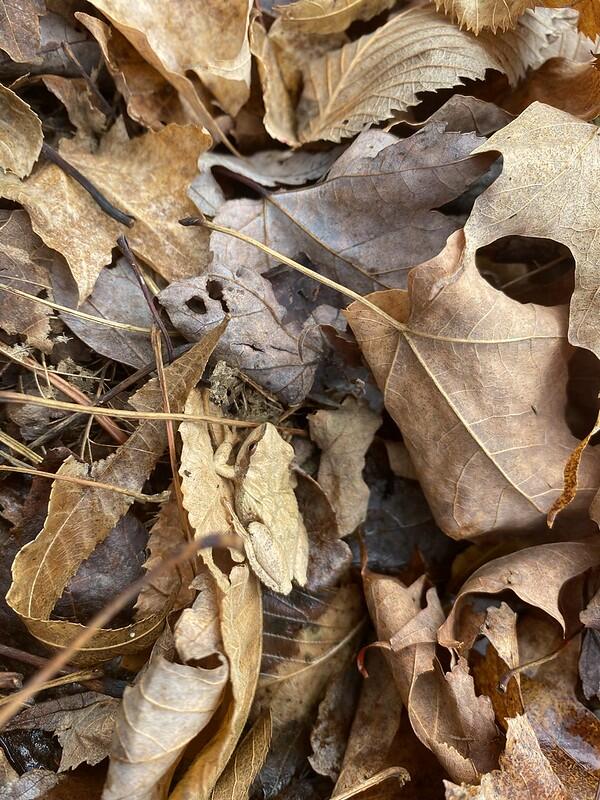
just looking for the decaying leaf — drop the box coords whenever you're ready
[274,0,396,33]
[5,327,223,662]
[103,577,229,800]
[296,7,587,142]
[347,230,600,539]
[0,84,42,178]
[309,397,381,537]
[0,0,45,63]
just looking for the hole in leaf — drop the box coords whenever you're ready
[186,296,207,315]
[206,279,229,313]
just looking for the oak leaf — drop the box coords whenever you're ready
[347,230,600,539]
[5,327,224,662]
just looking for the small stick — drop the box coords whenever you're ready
[60,41,114,118]
[117,236,173,361]
[41,143,134,228]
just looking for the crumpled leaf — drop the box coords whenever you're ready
[103,576,229,800]
[87,0,253,122]
[0,209,55,352]
[0,0,45,63]
[309,397,381,537]
[49,255,154,369]
[209,124,490,297]
[438,540,600,650]
[364,569,500,784]
[544,0,600,38]
[346,229,600,539]
[76,12,191,131]
[274,0,396,33]
[7,692,119,772]
[210,712,272,800]
[159,263,341,405]
[0,84,42,178]
[296,6,587,142]
[5,326,224,663]
[466,101,600,361]
[444,715,564,800]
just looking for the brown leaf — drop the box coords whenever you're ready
[408,94,514,137]
[209,124,490,297]
[364,570,500,783]
[103,577,229,800]
[210,712,272,800]
[273,0,395,33]
[346,230,600,539]
[296,7,585,142]
[0,765,62,799]
[41,75,107,143]
[5,327,223,662]
[0,210,54,352]
[0,119,210,302]
[8,692,119,772]
[438,540,600,650]
[0,84,42,178]
[309,397,381,537]
[444,715,565,800]
[465,101,600,360]
[0,0,45,63]
[434,0,532,33]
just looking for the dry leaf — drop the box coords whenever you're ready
[407,94,514,136]
[309,397,381,537]
[0,209,54,352]
[444,715,565,799]
[76,12,191,130]
[5,327,223,662]
[544,0,600,37]
[0,0,45,63]
[274,0,395,33]
[296,6,586,142]
[434,0,532,33]
[8,692,119,772]
[209,124,490,297]
[49,255,154,369]
[466,101,600,360]
[103,578,229,800]
[0,766,62,800]
[438,540,600,650]
[41,75,107,142]
[210,712,272,800]
[346,230,600,539]
[0,84,42,178]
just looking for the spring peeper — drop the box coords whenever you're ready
[215,423,309,594]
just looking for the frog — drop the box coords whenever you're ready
[214,423,309,594]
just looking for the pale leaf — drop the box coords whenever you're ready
[210,712,272,800]
[0,0,45,63]
[0,84,42,178]
[274,0,396,33]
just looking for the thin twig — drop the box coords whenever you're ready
[0,430,42,464]
[41,143,135,227]
[60,41,114,117]
[117,235,173,360]
[0,669,103,710]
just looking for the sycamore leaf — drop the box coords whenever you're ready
[466,101,600,361]
[5,327,224,663]
[346,230,600,539]
[274,0,396,33]
[444,715,565,800]
[438,540,600,650]
[0,84,42,178]
[296,6,587,142]
[0,120,211,302]
[309,397,381,537]
[209,125,490,297]
[103,577,229,800]
[0,0,45,63]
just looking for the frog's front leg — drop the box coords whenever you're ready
[245,521,293,595]
[213,430,237,480]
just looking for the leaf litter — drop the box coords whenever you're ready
[1,2,600,799]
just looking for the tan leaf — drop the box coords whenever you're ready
[544,0,600,37]
[41,75,107,143]
[0,120,210,302]
[309,397,381,537]
[0,210,54,352]
[76,12,192,130]
[87,0,253,119]
[208,125,490,297]
[274,0,396,33]
[0,84,42,178]
[438,540,600,650]
[210,712,272,800]
[466,101,600,360]
[434,0,533,33]
[0,0,45,63]
[444,715,565,799]
[5,328,223,662]
[346,230,600,539]
[296,6,585,142]
[103,578,229,800]
[169,562,262,800]
[364,569,499,784]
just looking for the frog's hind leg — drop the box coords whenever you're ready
[213,428,237,480]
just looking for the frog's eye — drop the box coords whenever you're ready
[248,442,258,456]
